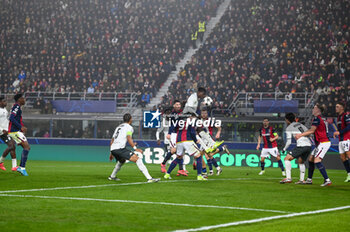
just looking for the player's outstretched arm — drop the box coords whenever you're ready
[127,135,142,153]
[295,126,316,140]
[270,133,278,142]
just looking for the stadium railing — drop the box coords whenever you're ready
[228,92,315,109]
[1,91,139,109]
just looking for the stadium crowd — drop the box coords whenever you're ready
[160,0,349,116]
[0,0,221,107]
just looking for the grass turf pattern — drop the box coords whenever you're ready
[0,160,349,231]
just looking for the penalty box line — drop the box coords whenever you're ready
[0,193,289,214]
[0,177,282,194]
[173,205,350,232]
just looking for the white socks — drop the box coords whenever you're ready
[285,160,292,179]
[0,158,17,168]
[111,162,123,178]
[12,159,17,168]
[136,159,152,180]
[299,163,305,181]
[182,164,186,171]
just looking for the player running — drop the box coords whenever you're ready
[8,94,30,176]
[333,102,350,182]
[256,118,285,176]
[164,113,207,181]
[108,113,159,183]
[0,96,17,171]
[295,104,332,186]
[280,113,312,184]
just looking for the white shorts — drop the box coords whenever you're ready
[261,147,279,158]
[8,131,27,144]
[169,133,177,148]
[176,141,200,157]
[311,142,331,159]
[339,140,350,154]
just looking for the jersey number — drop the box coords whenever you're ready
[114,128,121,139]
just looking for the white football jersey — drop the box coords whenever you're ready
[285,122,312,147]
[110,123,134,150]
[185,93,198,109]
[0,107,9,135]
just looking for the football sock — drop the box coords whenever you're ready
[278,160,285,171]
[182,164,187,171]
[202,168,207,174]
[196,157,202,176]
[308,161,315,179]
[217,147,223,152]
[207,159,213,171]
[177,158,184,170]
[20,150,29,168]
[299,163,305,181]
[261,162,265,171]
[316,162,329,180]
[136,158,152,179]
[12,159,17,168]
[162,152,172,165]
[284,160,291,179]
[211,158,218,168]
[167,158,178,174]
[0,156,4,163]
[111,161,123,178]
[342,160,350,174]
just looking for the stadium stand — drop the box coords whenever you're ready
[160,0,350,116]
[0,0,221,107]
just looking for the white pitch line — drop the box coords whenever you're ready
[0,193,289,214]
[0,177,281,194]
[173,205,350,232]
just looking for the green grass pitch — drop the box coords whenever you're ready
[0,160,349,231]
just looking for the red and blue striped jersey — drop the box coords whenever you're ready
[9,103,23,132]
[168,109,182,134]
[259,126,277,148]
[176,122,197,143]
[337,112,350,141]
[312,115,329,145]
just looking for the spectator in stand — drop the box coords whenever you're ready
[141,92,151,108]
[0,0,221,107]
[160,0,349,117]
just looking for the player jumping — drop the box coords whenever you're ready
[164,113,207,181]
[161,100,188,176]
[108,113,159,183]
[333,102,350,182]
[196,109,225,176]
[183,87,222,152]
[8,93,30,176]
[295,104,332,186]
[280,113,312,184]
[0,96,17,171]
[256,118,285,176]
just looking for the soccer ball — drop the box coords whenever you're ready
[203,96,213,107]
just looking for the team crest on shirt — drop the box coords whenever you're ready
[143,110,161,128]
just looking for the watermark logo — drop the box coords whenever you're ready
[143,110,161,128]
